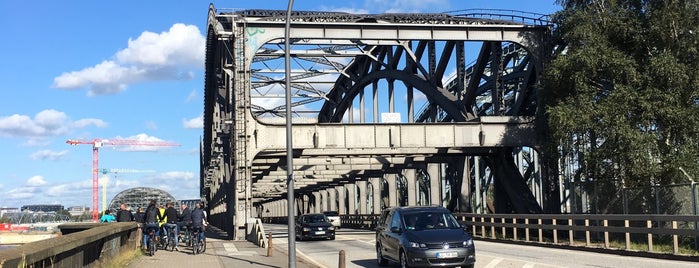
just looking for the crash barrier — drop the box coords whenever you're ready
[0,222,140,267]
[261,213,699,257]
[455,213,699,256]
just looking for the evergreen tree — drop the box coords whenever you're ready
[542,0,699,213]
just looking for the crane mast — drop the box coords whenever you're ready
[66,138,179,222]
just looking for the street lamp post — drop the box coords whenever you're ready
[285,1,296,267]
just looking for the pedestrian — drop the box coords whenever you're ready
[99,209,115,223]
[116,203,134,222]
[134,207,145,223]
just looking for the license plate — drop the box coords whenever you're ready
[436,252,457,258]
[314,231,325,235]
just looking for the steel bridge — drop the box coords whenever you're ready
[202,4,557,240]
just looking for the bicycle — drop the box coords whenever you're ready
[164,224,177,251]
[191,226,206,255]
[178,224,191,247]
[144,225,158,256]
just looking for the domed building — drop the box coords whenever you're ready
[107,187,178,214]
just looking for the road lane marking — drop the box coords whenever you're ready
[483,257,504,268]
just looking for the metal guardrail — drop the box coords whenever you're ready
[0,222,140,267]
[454,213,699,256]
[260,213,699,257]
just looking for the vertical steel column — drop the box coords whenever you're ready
[284,1,296,267]
[428,163,441,206]
[357,180,367,214]
[386,174,398,207]
[336,186,347,215]
[404,169,417,206]
[370,178,382,213]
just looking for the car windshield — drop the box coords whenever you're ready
[304,215,328,223]
[402,211,461,230]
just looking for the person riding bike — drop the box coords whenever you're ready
[191,202,207,252]
[163,202,180,251]
[177,203,192,245]
[141,200,160,250]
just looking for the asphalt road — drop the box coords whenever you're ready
[264,223,698,268]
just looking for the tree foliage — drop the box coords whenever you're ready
[542,0,699,199]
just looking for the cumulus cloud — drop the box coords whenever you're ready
[0,109,106,138]
[182,116,203,129]
[26,176,48,187]
[30,149,69,161]
[52,23,205,96]
[109,133,179,152]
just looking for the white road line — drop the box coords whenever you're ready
[483,257,504,268]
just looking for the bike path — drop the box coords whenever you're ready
[125,227,320,268]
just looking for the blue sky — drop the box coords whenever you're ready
[0,1,560,210]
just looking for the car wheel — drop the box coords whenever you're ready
[400,250,410,268]
[376,243,388,266]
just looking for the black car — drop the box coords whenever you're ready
[295,213,336,241]
[375,206,476,268]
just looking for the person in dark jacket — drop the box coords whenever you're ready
[191,202,206,244]
[163,202,180,250]
[116,203,134,222]
[142,200,160,249]
[134,207,145,224]
[177,203,192,237]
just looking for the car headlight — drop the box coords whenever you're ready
[328,226,335,231]
[407,241,427,248]
[303,227,310,232]
[463,239,473,247]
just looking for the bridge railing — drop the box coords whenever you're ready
[261,213,699,256]
[0,222,140,267]
[454,213,699,256]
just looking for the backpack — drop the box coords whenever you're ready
[145,206,158,223]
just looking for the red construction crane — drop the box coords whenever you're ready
[66,138,179,222]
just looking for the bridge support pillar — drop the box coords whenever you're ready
[405,169,417,206]
[313,192,322,213]
[336,186,346,215]
[329,188,337,212]
[370,177,382,213]
[346,183,357,214]
[319,189,328,212]
[428,164,442,206]
[387,174,398,207]
[357,180,368,214]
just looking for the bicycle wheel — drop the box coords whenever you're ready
[169,233,176,251]
[192,232,198,255]
[148,236,155,256]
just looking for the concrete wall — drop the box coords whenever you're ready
[0,222,140,267]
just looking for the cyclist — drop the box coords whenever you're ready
[156,203,167,248]
[177,203,192,245]
[191,202,207,252]
[163,202,180,251]
[141,200,160,251]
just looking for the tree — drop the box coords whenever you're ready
[542,0,699,213]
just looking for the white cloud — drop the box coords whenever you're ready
[26,176,48,187]
[0,109,106,138]
[52,23,205,96]
[182,116,203,129]
[30,150,69,161]
[185,90,197,103]
[110,133,179,152]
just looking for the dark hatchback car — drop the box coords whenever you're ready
[295,213,336,241]
[376,206,476,268]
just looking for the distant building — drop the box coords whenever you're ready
[107,187,178,214]
[67,206,89,217]
[21,204,64,213]
[0,207,20,218]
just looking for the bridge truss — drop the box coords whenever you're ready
[202,4,557,239]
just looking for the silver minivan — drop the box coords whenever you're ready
[375,206,476,268]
